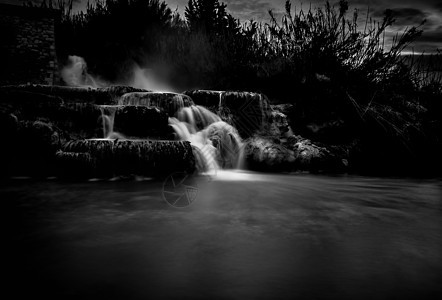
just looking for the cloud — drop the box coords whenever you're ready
[418,26,442,45]
[372,7,427,26]
[221,0,286,21]
[61,0,442,53]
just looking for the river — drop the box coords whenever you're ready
[3,172,441,299]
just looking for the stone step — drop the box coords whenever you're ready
[57,139,195,178]
[119,92,194,117]
[183,90,272,137]
[0,84,149,104]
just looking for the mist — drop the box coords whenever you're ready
[61,55,176,92]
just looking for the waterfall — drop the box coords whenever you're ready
[177,105,221,130]
[218,91,224,112]
[170,105,244,172]
[99,105,124,139]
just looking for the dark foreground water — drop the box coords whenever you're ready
[3,172,442,299]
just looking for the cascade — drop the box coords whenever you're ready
[99,105,124,139]
[169,105,244,172]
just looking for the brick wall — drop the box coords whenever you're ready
[0,4,60,85]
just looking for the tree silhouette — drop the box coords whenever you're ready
[58,0,175,81]
[185,0,239,35]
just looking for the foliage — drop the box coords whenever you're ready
[185,0,239,35]
[57,0,176,82]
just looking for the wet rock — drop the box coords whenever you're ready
[184,90,272,138]
[259,110,293,138]
[59,139,195,178]
[271,104,295,116]
[0,84,99,104]
[0,112,19,177]
[113,106,170,138]
[206,121,244,169]
[0,111,18,137]
[0,84,148,105]
[222,91,272,137]
[271,104,294,135]
[244,134,347,173]
[55,151,95,179]
[18,120,61,154]
[304,119,350,144]
[183,90,222,111]
[119,92,194,117]
[0,88,64,120]
[8,120,61,177]
[244,136,295,172]
[55,103,103,139]
[0,87,102,139]
[99,85,149,101]
[285,136,346,172]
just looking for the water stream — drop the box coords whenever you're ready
[170,105,244,171]
[99,105,124,139]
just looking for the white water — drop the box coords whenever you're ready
[61,56,173,92]
[169,105,244,172]
[61,56,104,87]
[99,105,124,139]
[97,100,244,173]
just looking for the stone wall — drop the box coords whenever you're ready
[0,4,60,85]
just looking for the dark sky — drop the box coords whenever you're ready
[165,0,441,53]
[3,0,441,53]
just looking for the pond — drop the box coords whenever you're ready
[4,172,442,299]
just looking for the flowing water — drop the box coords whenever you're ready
[4,173,441,299]
[98,93,244,172]
[99,105,124,139]
[169,105,244,171]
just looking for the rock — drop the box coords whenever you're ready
[259,110,293,138]
[0,88,64,119]
[271,104,295,116]
[113,106,170,138]
[59,139,195,178]
[222,91,272,137]
[183,90,222,111]
[18,120,61,155]
[0,87,102,139]
[244,136,295,172]
[0,111,18,137]
[205,121,244,168]
[118,92,194,117]
[0,112,19,177]
[0,84,148,105]
[55,151,95,179]
[99,85,149,101]
[285,136,345,172]
[8,120,61,177]
[54,103,102,140]
[184,90,272,138]
[304,119,349,144]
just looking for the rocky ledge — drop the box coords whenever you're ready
[57,139,196,178]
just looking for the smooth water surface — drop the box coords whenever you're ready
[3,172,442,299]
